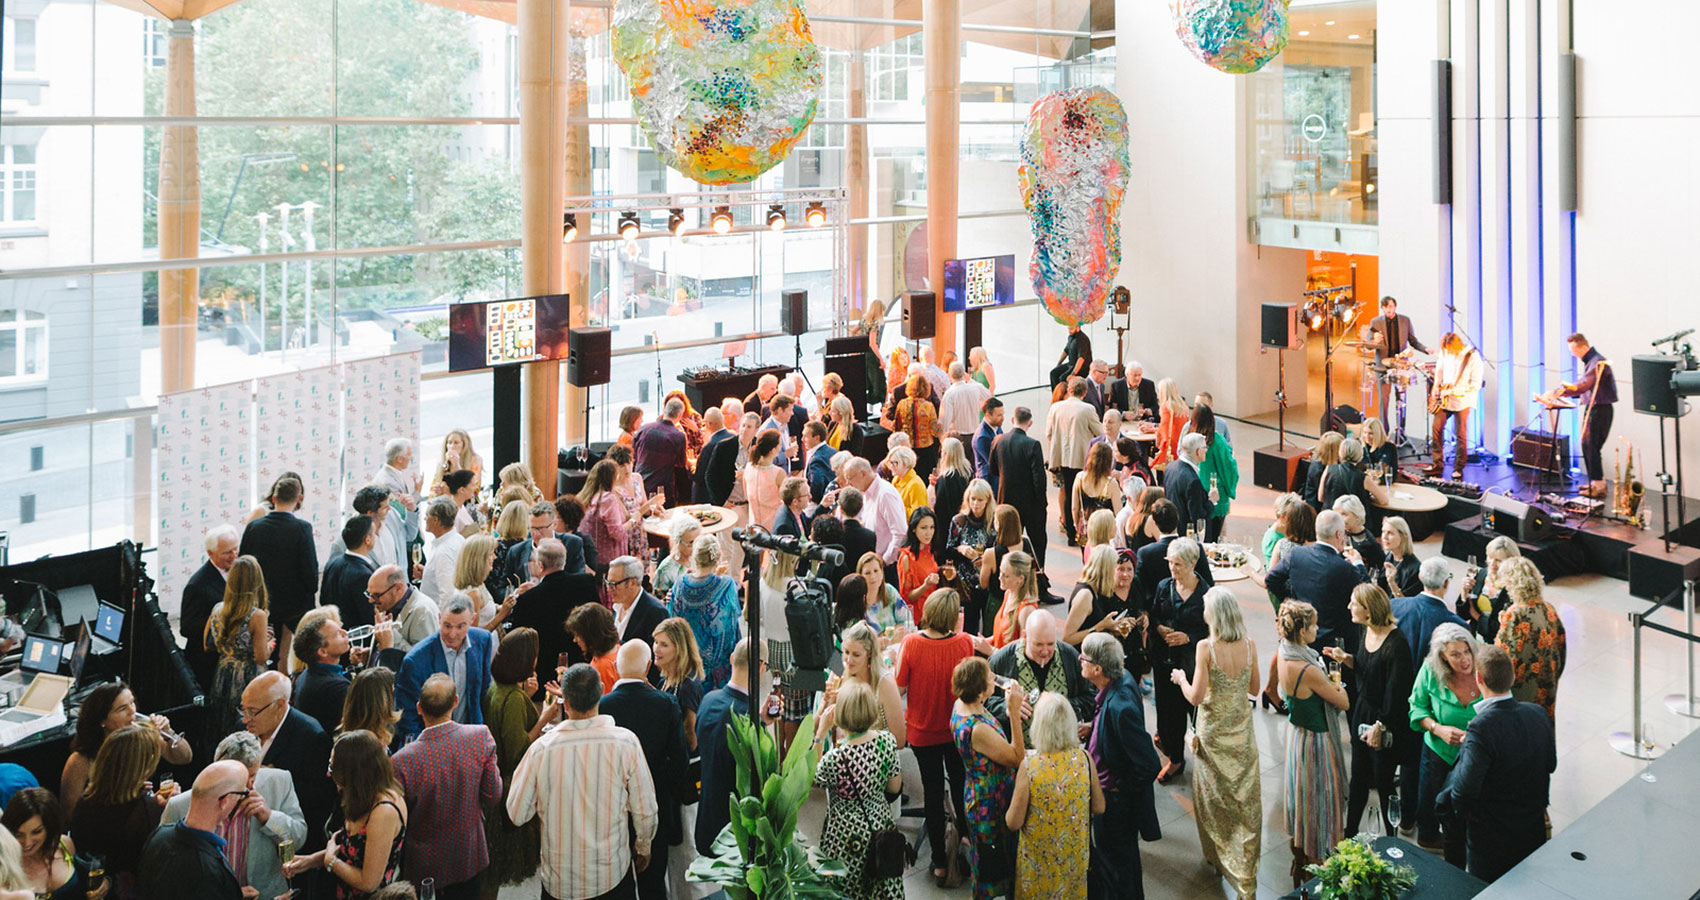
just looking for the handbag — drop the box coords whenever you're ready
[973,830,1014,882]
[866,827,910,879]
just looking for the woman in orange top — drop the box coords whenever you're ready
[989,550,1040,649]
[616,405,643,447]
[887,347,912,402]
[1153,378,1190,469]
[567,603,622,692]
[891,374,941,480]
[898,507,942,613]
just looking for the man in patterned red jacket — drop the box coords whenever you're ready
[391,673,503,899]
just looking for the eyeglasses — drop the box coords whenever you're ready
[604,577,636,589]
[219,788,251,805]
[365,583,399,600]
[238,698,280,720]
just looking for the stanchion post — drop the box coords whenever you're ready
[1666,579,1700,718]
[1610,611,1664,759]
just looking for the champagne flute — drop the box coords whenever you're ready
[1386,794,1404,832]
[419,877,436,900]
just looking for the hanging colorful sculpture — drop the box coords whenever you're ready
[612,0,824,185]
[1019,88,1130,329]
[1171,0,1291,74]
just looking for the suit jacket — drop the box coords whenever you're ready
[601,681,689,846]
[841,519,877,569]
[990,427,1048,514]
[695,683,751,855]
[1133,535,1215,620]
[1390,592,1466,663]
[503,533,588,584]
[163,766,306,900]
[804,443,835,503]
[773,505,805,539]
[1046,397,1103,470]
[983,641,1097,736]
[1108,377,1160,419]
[264,707,334,849]
[973,421,1003,492]
[1266,542,1370,650]
[619,592,669,646]
[391,721,503,886]
[1436,697,1556,882]
[633,419,689,500]
[1093,672,1162,840]
[1163,458,1212,532]
[507,570,601,689]
[320,551,376,629]
[396,628,496,740]
[241,511,318,621]
[694,429,737,504]
[293,662,352,736]
[180,561,226,691]
[1084,377,1109,417]
[1367,312,1429,361]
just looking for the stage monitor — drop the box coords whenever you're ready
[941,255,1016,313]
[446,294,572,372]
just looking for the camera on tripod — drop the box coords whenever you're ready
[733,527,843,693]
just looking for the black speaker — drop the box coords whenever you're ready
[902,291,936,340]
[1509,427,1569,473]
[1433,59,1452,205]
[1481,493,1557,543]
[1632,354,1684,417]
[1260,302,1299,350]
[781,289,808,336]
[567,327,611,387]
[1253,442,1311,492]
[1320,404,1362,434]
[823,336,867,412]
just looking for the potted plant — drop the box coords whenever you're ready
[1304,835,1419,900]
[688,711,849,899]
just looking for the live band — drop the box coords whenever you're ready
[1359,295,1617,499]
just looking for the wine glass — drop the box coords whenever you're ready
[1386,794,1404,833]
[1364,802,1383,839]
[419,877,436,900]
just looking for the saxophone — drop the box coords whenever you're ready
[1616,443,1646,525]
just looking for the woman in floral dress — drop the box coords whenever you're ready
[951,658,1025,900]
[1005,693,1103,900]
[814,682,904,900]
[1494,557,1567,719]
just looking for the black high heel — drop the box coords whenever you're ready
[1261,692,1288,715]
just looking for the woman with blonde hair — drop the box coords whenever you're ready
[947,478,997,634]
[340,666,402,751]
[454,533,512,633]
[652,618,705,749]
[967,346,997,393]
[1006,693,1103,900]
[1171,587,1261,899]
[1494,557,1566,720]
[1062,545,1124,646]
[203,556,272,744]
[1360,417,1396,472]
[1377,516,1421,598]
[989,550,1040,649]
[1275,600,1349,884]
[487,499,532,598]
[1459,534,1520,642]
[825,394,857,450]
[1322,583,1414,838]
[813,680,905,900]
[0,828,32,900]
[497,461,540,502]
[70,726,171,897]
[759,550,809,753]
[931,437,973,550]
[432,428,485,492]
[1073,442,1122,543]
[669,536,742,690]
[1303,432,1344,511]
[823,622,905,747]
[1153,378,1191,468]
[856,300,888,418]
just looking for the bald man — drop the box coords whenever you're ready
[140,760,250,899]
[367,563,440,653]
[984,611,1096,747]
[392,673,502,899]
[600,641,687,900]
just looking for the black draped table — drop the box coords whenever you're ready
[1282,836,1486,900]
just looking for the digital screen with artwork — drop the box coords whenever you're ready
[942,255,1016,312]
[447,294,571,372]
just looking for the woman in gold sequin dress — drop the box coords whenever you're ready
[1005,693,1104,900]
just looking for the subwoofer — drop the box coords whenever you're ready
[781,289,808,337]
[1632,354,1685,417]
[1481,492,1557,543]
[567,327,611,387]
[902,291,936,341]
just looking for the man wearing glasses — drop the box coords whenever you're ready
[140,760,254,899]
[240,670,333,861]
[162,731,307,900]
[508,538,600,689]
[366,564,440,653]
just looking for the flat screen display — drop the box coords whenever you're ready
[447,294,572,372]
[942,255,1016,312]
[95,604,124,644]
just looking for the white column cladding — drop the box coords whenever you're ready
[1449,0,1484,450]
[1476,0,1512,455]
[1507,0,1543,443]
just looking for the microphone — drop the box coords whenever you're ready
[1652,328,1694,346]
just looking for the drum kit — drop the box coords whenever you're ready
[1340,340,1434,454]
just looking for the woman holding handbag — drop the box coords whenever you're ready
[813,681,904,900]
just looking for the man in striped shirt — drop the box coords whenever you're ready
[507,663,658,900]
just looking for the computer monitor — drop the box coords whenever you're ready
[94,604,124,645]
[19,635,60,675]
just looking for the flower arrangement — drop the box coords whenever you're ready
[1304,835,1419,900]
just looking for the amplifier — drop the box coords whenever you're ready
[1481,492,1557,543]
[1510,427,1569,474]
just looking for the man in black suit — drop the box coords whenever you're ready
[607,557,669,646]
[988,405,1050,567]
[1084,360,1111,417]
[1163,432,1215,538]
[836,488,878,568]
[601,641,688,900]
[1437,645,1556,883]
[507,538,600,687]
[321,515,378,629]
[701,411,753,507]
[692,408,733,504]
[240,477,318,667]
[1107,360,1160,421]
[291,609,356,734]
[242,671,333,851]
[1265,509,1371,651]
[801,421,835,504]
[181,524,240,691]
[1364,295,1431,425]
[503,501,587,583]
[1133,500,1214,610]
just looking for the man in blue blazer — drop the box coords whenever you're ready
[802,421,836,504]
[396,595,494,741]
[1265,509,1371,651]
[1437,644,1556,883]
[1081,632,1161,900]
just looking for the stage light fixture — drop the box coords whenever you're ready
[711,205,734,234]
[767,203,787,231]
[805,201,827,228]
[618,211,641,241]
[561,212,578,243]
[668,208,686,235]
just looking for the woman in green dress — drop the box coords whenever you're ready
[481,627,560,893]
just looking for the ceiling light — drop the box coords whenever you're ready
[561,212,577,243]
[1365,183,1376,194]
[711,205,734,234]
[618,211,640,241]
[1324,20,1335,25]
[668,207,685,235]
[805,201,827,228]
[1348,33,1360,39]
[1298,30,1310,36]
[767,203,787,231]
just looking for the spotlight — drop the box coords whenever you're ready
[1332,300,1353,323]
[711,205,734,234]
[805,201,827,228]
[618,211,640,241]
[668,208,686,235]
[1303,299,1328,331]
[767,204,787,231]
[561,212,577,243]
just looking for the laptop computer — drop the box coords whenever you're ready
[92,603,124,652]
[18,634,61,676]
[0,672,70,746]
[56,585,99,635]
[65,624,91,686]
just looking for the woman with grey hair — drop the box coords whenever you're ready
[1152,537,1209,783]
[1005,693,1103,898]
[653,516,701,599]
[1332,494,1385,574]
[1321,437,1392,518]
[1407,622,1482,864]
[1171,587,1261,898]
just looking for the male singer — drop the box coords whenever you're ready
[1365,296,1431,424]
[1554,332,1617,499]
[1427,333,1484,480]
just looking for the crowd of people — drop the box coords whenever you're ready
[0,339,1577,900]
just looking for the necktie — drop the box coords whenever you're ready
[1387,316,1399,356]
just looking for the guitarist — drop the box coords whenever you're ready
[1426,332,1485,480]
[1552,332,1618,499]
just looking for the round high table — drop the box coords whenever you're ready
[1373,484,1451,541]
[642,504,742,539]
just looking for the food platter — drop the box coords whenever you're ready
[642,503,741,538]
[1204,542,1257,582]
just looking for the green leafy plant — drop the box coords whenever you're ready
[688,712,848,899]
[1305,836,1419,900]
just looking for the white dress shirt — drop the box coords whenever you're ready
[938,379,991,437]
[859,478,908,564]
[421,529,465,604]
[506,715,658,900]
[443,642,470,723]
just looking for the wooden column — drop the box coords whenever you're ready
[518,0,567,497]
[848,50,868,314]
[158,19,199,394]
[924,0,960,358]
[562,15,598,450]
